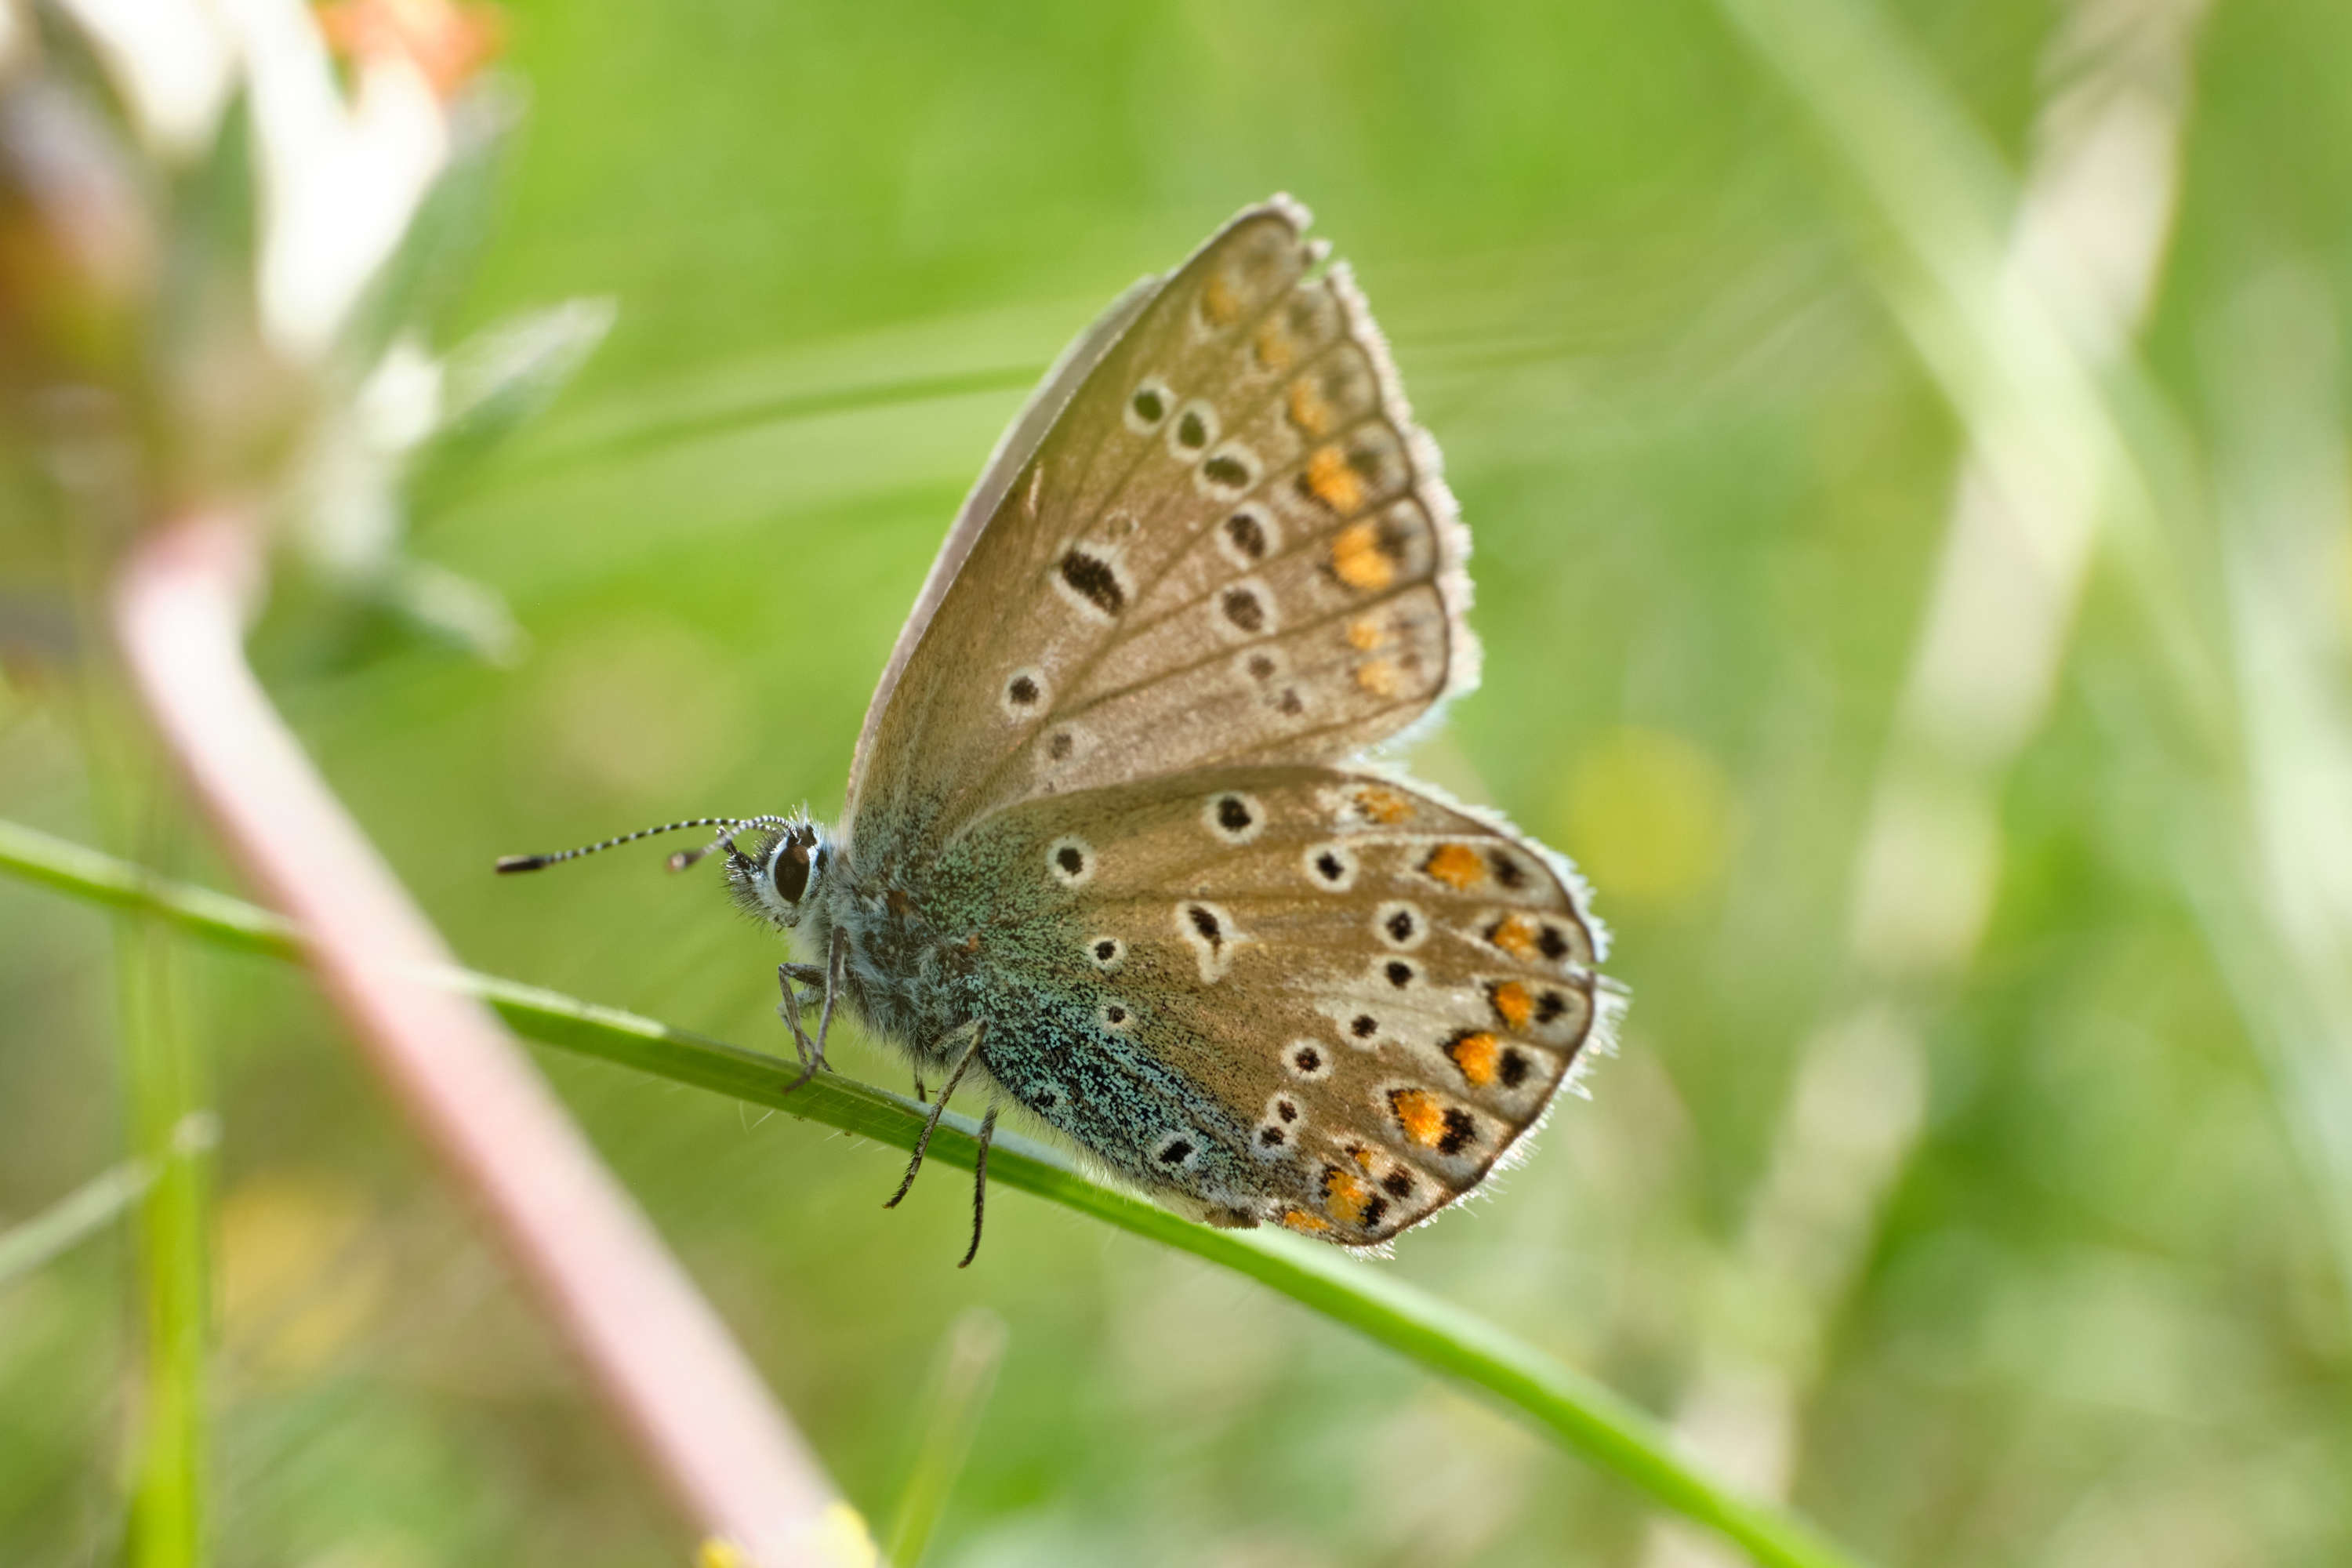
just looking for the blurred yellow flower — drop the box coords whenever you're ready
[218,1170,387,1379]
[1559,726,1737,911]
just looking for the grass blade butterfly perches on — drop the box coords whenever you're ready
[0,817,1869,1568]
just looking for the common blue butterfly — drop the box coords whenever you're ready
[504,198,1617,1262]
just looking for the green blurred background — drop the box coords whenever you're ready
[8,0,2352,1563]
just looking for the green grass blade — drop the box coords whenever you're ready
[0,1112,206,1290]
[884,1308,1008,1567]
[116,904,210,1568]
[0,818,1871,1568]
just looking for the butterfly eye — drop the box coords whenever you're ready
[771,834,813,903]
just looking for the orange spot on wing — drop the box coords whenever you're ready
[1446,1031,1501,1088]
[1489,913,1543,961]
[1390,1087,1446,1148]
[1346,616,1385,651]
[1330,520,1392,590]
[1288,376,1335,437]
[1423,843,1484,890]
[1322,1167,1373,1226]
[1254,319,1294,370]
[1308,447,1368,515]
[1355,659,1400,698]
[1202,271,1243,325]
[1354,786,1413,825]
[1490,980,1534,1029]
[1280,1208,1331,1235]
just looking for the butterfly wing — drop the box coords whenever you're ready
[927,768,1613,1244]
[846,197,1475,859]
[850,272,1163,793]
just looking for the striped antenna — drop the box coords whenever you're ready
[494,816,793,874]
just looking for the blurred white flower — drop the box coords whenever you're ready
[49,0,235,154]
[2,0,593,669]
[230,0,452,361]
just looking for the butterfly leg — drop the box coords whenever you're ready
[884,1021,983,1210]
[911,1073,927,1105]
[958,1105,999,1269]
[810,927,848,1071]
[775,964,818,1088]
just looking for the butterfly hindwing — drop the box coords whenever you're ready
[848,198,1473,861]
[928,768,1610,1245]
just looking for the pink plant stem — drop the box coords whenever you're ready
[111,512,848,1568]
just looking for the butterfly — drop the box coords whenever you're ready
[503,197,1618,1263]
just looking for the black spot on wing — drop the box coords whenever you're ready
[1058,550,1125,615]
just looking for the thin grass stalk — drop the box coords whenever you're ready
[117,904,209,1568]
[103,514,858,1568]
[0,817,1875,1568]
[0,1115,215,1290]
[884,1309,1008,1568]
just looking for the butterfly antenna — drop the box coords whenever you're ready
[493,816,793,875]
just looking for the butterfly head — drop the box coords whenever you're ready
[728,818,829,929]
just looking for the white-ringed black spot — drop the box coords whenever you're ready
[1302,842,1357,891]
[1203,791,1264,845]
[1219,506,1276,567]
[1153,1132,1198,1167]
[1126,376,1173,434]
[1047,729,1076,762]
[1168,399,1218,458]
[1196,442,1258,498]
[1000,666,1047,720]
[1489,850,1527,890]
[1374,900,1429,951]
[1099,1002,1131,1029]
[1086,935,1127,973]
[1054,549,1126,619]
[1499,1047,1532,1089]
[1047,836,1095,889]
[1253,1092,1302,1157]
[1349,1014,1377,1040]
[1383,958,1416,989]
[1287,1040,1333,1081]
[1176,899,1244,982]
[1221,586,1266,635]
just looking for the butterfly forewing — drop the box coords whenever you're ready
[931,768,1608,1244]
[848,198,1474,860]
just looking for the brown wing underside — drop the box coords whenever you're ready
[846,198,1475,862]
[961,768,1613,1245]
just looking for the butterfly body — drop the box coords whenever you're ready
[720,198,1618,1248]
